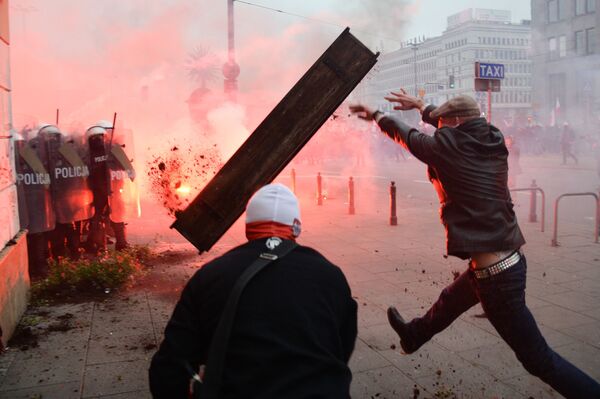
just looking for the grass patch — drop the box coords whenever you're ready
[31,245,152,303]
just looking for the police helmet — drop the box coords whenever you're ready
[86,126,107,137]
[37,123,61,136]
[95,120,113,129]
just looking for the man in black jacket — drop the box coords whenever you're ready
[351,91,600,399]
[149,183,357,398]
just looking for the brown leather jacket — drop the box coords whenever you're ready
[378,106,525,259]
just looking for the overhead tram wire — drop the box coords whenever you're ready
[233,0,403,45]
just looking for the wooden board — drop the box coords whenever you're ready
[172,28,378,252]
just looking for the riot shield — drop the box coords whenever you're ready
[108,128,139,223]
[12,133,29,230]
[16,135,55,234]
[84,126,111,253]
[46,131,94,224]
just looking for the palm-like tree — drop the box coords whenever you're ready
[185,46,219,89]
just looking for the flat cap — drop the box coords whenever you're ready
[430,95,481,119]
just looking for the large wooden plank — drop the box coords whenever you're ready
[172,28,378,252]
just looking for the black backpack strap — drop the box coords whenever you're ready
[200,239,298,399]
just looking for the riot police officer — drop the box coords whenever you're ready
[85,120,135,252]
[85,124,110,254]
[15,124,56,279]
[105,123,136,251]
[42,125,94,259]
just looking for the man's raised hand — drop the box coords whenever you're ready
[349,104,377,121]
[384,88,425,112]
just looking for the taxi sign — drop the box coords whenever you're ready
[475,62,504,79]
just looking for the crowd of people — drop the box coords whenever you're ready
[14,120,137,279]
[501,121,600,161]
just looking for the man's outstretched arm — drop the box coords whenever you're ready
[376,114,439,164]
[349,99,439,164]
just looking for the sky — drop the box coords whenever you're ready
[234,0,532,50]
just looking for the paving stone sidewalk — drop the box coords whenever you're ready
[1,159,599,398]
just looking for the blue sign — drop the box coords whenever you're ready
[477,62,504,79]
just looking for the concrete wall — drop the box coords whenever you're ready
[0,230,29,345]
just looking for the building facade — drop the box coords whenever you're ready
[0,0,18,245]
[0,0,29,346]
[357,9,532,126]
[531,0,599,126]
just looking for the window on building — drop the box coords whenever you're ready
[559,35,567,57]
[558,0,568,19]
[586,28,595,53]
[575,30,585,55]
[548,37,557,59]
[548,0,558,22]
[588,0,596,12]
[576,0,587,14]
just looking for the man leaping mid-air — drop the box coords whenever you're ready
[350,89,600,399]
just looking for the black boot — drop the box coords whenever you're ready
[86,218,107,254]
[112,222,129,251]
[27,233,49,280]
[387,307,419,354]
[66,222,82,260]
[49,224,67,259]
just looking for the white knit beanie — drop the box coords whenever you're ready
[246,183,301,237]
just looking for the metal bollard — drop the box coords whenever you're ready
[389,181,398,226]
[291,168,296,194]
[348,177,355,215]
[529,179,538,223]
[317,172,323,205]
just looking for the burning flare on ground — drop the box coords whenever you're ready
[147,142,222,216]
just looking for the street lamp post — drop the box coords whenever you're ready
[223,0,240,98]
[411,43,418,97]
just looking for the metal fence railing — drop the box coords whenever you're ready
[551,192,599,247]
